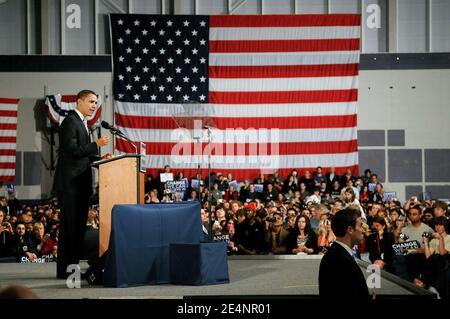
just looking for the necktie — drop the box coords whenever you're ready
[83,119,89,134]
[352,247,358,260]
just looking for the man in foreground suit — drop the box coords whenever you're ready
[319,208,370,299]
[54,90,111,279]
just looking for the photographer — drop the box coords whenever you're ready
[0,210,14,257]
[403,196,420,212]
[393,215,407,242]
[364,216,395,271]
[219,219,237,255]
[343,187,367,222]
[317,218,335,254]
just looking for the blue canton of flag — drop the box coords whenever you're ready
[110,14,209,104]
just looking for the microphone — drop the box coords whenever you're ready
[101,121,138,154]
[101,121,124,136]
[203,125,213,129]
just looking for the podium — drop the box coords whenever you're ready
[92,154,145,256]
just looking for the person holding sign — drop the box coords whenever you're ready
[392,206,434,283]
[175,171,189,200]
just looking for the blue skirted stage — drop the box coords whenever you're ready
[103,202,229,288]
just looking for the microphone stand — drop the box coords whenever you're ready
[205,126,213,241]
[114,130,138,155]
[90,125,102,154]
[193,136,201,201]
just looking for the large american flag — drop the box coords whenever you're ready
[110,14,360,180]
[0,98,19,182]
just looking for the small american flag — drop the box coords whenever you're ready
[45,94,103,128]
[110,14,360,179]
[0,98,19,182]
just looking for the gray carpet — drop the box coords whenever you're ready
[0,255,428,299]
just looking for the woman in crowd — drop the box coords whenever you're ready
[224,185,239,202]
[359,185,369,203]
[176,171,189,200]
[364,216,395,271]
[317,219,336,254]
[282,175,298,194]
[343,187,367,222]
[317,219,335,254]
[30,222,57,259]
[287,214,318,255]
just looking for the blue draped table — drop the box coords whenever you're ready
[103,201,202,287]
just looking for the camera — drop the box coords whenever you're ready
[422,232,430,239]
[320,219,330,227]
[318,246,328,253]
[399,232,409,241]
[370,226,377,233]
[266,216,276,222]
[2,222,10,227]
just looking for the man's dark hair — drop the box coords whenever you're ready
[331,208,358,237]
[434,216,447,226]
[372,216,386,227]
[15,222,26,229]
[76,89,97,100]
[235,209,246,219]
[408,205,422,215]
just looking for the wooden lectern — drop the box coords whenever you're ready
[92,154,145,256]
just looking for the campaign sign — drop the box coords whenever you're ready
[422,192,432,201]
[167,181,188,193]
[383,191,397,201]
[7,184,14,195]
[191,179,199,189]
[392,240,421,255]
[254,184,264,193]
[160,173,174,183]
[228,180,239,191]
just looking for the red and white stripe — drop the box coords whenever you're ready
[0,98,19,182]
[114,14,360,180]
[45,94,103,127]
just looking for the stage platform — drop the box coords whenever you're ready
[0,255,434,299]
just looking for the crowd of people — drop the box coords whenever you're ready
[0,196,99,263]
[0,166,449,299]
[144,166,450,299]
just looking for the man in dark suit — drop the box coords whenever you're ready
[54,90,111,279]
[319,208,370,299]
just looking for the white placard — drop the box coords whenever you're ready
[160,173,174,183]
